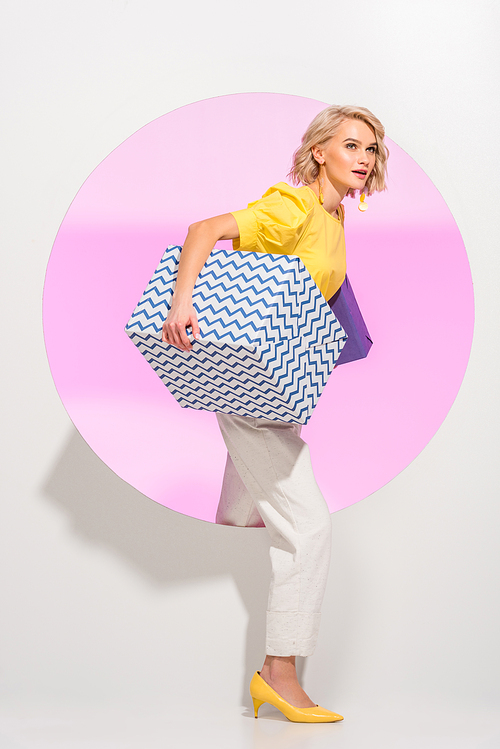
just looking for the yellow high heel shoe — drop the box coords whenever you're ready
[249,671,344,723]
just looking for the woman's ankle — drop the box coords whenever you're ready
[261,655,298,683]
[259,656,316,707]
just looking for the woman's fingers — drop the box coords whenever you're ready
[175,320,194,350]
[163,321,191,350]
[191,318,201,341]
[161,307,200,351]
[162,318,175,344]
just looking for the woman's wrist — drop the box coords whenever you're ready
[172,284,194,303]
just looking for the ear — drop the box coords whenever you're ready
[311,145,324,164]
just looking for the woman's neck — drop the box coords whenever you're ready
[308,178,347,216]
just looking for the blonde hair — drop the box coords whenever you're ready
[288,105,389,198]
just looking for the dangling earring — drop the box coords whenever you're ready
[318,163,325,205]
[358,192,368,212]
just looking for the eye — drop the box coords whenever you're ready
[367,146,377,154]
[346,143,356,149]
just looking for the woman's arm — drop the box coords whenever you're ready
[162,212,239,351]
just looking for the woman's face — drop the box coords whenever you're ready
[314,119,377,193]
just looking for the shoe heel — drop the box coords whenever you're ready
[252,697,265,718]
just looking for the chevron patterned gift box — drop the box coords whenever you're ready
[125,245,347,424]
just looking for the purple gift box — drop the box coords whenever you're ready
[328,275,373,366]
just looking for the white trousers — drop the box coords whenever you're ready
[216,412,332,657]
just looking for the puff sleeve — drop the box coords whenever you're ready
[231,183,313,255]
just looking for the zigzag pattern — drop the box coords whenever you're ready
[126,245,347,424]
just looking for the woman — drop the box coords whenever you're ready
[162,105,389,722]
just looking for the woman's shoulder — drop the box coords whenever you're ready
[257,182,316,214]
[262,181,315,203]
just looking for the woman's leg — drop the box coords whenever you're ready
[216,411,332,703]
[216,451,265,527]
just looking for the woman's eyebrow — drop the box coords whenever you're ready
[342,138,378,146]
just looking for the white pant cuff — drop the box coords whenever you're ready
[266,611,321,657]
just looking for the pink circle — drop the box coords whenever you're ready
[43,93,474,522]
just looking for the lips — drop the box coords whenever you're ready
[352,170,367,176]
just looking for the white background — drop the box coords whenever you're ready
[1,1,499,747]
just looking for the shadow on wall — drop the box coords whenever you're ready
[42,427,292,707]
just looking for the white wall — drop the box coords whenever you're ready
[1,0,499,741]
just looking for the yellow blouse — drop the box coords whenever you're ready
[231,182,346,302]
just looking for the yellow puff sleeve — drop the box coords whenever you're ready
[231,182,313,255]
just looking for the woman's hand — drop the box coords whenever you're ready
[162,295,200,352]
